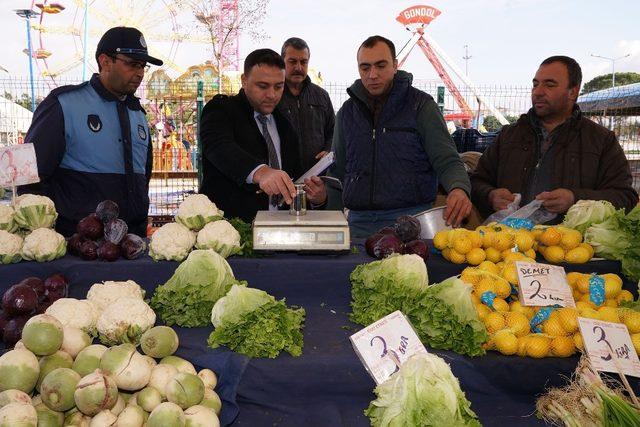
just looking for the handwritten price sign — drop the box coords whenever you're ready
[578,317,640,378]
[516,261,575,308]
[350,311,428,384]
[0,144,39,187]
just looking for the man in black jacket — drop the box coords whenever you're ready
[199,48,326,222]
[278,37,335,172]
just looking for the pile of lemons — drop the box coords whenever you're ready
[461,268,640,358]
[434,223,595,266]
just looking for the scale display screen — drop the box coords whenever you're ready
[254,228,349,251]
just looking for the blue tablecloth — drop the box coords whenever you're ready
[1,248,636,426]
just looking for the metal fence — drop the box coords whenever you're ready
[2,77,639,219]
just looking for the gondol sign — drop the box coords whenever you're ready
[395,5,442,26]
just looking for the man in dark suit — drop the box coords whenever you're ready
[199,48,326,222]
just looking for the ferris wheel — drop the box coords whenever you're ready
[29,0,211,86]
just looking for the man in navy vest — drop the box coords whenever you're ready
[326,35,472,237]
[20,27,162,237]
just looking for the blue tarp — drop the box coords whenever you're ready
[578,82,640,115]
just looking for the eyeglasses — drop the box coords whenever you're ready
[109,55,150,72]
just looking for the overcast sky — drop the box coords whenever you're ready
[1,0,639,89]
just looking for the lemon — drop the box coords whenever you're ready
[501,262,519,285]
[542,245,565,264]
[616,290,634,304]
[579,243,595,259]
[494,279,512,299]
[514,230,535,252]
[517,335,531,357]
[461,267,481,285]
[542,315,569,337]
[564,246,591,264]
[604,299,618,308]
[531,226,545,240]
[623,310,640,334]
[510,301,535,320]
[466,247,486,265]
[493,232,514,251]
[603,274,623,299]
[526,334,552,358]
[452,236,473,255]
[573,332,584,351]
[576,276,592,294]
[539,227,562,246]
[524,249,537,260]
[575,301,595,311]
[597,306,620,323]
[578,293,598,308]
[566,272,583,287]
[484,312,506,334]
[475,304,492,321]
[493,298,510,312]
[478,260,500,275]
[551,336,576,357]
[579,308,600,320]
[503,250,525,263]
[468,231,483,248]
[448,249,467,264]
[475,277,496,296]
[559,229,582,250]
[556,308,579,334]
[631,333,640,355]
[485,247,502,263]
[441,248,451,260]
[494,330,519,355]
[470,292,481,305]
[505,312,531,337]
[433,231,450,250]
[481,231,496,249]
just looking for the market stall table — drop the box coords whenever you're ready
[1,247,637,426]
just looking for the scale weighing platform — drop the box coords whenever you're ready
[252,210,350,252]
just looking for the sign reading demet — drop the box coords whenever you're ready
[395,5,442,26]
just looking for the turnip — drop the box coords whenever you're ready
[99,344,152,391]
[88,409,117,427]
[61,327,91,358]
[74,370,118,416]
[197,369,217,390]
[115,405,145,427]
[0,348,39,393]
[21,314,63,356]
[72,345,107,377]
[0,389,31,407]
[37,350,73,392]
[140,326,179,358]
[147,402,185,427]
[148,364,178,398]
[159,356,196,375]
[137,386,162,412]
[184,404,220,427]
[33,399,64,427]
[0,402,37,426]
[63,409,91,426]
[40,368,81,412]
[199,388,222,415]
[110,394,125,416]
[166,373,204,410]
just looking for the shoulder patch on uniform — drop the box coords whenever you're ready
[87,114,102,132]
[138,124,147,140]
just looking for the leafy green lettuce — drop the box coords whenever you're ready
[562,200,617,234]
[350,254,428,326]
[207,284,305,358]
[365,353,481,427]
[150,249,244,327]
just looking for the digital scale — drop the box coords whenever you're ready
[252,210,350,252]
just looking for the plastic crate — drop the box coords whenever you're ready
[452,128,498,153]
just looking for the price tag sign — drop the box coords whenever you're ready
[350,310,428,384]
[578,317,640,378]
[0,144,39,187]
[516,261,575,308]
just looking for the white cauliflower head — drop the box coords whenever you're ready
[45,298,99,335]
[86,280,145,314]
[149,222,195,261]
[175,194,224,231]
[97,298,156,345]
[0,230,23,264]
[196,219,241,258]
[0,204,17,233]
[14,194,58,230]
[21,228,66,262]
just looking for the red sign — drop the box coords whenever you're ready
[396,5,441,26]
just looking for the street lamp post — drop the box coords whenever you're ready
[15,9,40,112]
[591,53,631,89]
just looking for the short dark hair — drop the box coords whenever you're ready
[281,37,310,57]
[540,56,582,89]
[243,49,285,75]
[358,35,396,59]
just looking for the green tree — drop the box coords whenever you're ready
[482,114,519,132]
[581,72,640,94]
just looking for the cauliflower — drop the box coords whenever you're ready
[196,219,241,258]
[0,205,17,233]
[13,194,58,230]
[97,297,156,345]
[175,194,224,231]
[149,222,195,262]
[87,280,145,314]
[46,298,99,335]
[21,228,66,262]
[0,230,23,264]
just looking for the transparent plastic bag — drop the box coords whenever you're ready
[483,193,522,224]
[483,195,557,229]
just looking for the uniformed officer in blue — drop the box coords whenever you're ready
[21,27,162,237]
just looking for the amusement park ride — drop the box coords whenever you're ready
[395,5,509,126]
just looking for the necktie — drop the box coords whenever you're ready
[257,115,282,206]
